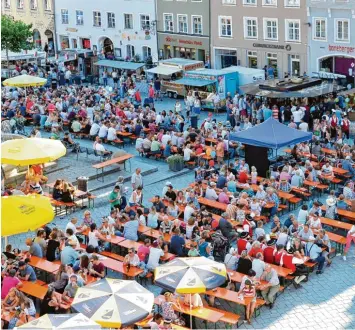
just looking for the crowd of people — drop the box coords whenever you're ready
[1,62,355,329]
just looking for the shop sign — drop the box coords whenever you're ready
[165,36,203,47]
[253,43,291,51]
[66,28,78,32]
[185,73,216,81]
[328,45,355,54]
[184,63,204,71]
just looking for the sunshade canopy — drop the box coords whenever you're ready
[146,65,181,75]
[3,74,47,87]
[17,313,101,329]
[174,78,215,87]
[72,278,154,328]
[229,117,312,149]
[154,257,227,293]
[2,195,54,237]
[1,138,66,166]
[240,82,343,98]
[94,60,144,71]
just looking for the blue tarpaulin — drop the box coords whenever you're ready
[174,78,215,87]
[94,60,144,71]
[229,117,312,149]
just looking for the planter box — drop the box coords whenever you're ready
[169,162,184,172]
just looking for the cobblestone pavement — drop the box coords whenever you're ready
[3,96,355,329]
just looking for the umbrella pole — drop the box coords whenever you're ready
[190,294,193,330]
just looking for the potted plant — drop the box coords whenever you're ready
[167,154,184,172]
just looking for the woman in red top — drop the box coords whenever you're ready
[248,241,263,258]
[341,116,350,140]
[329,113,338,138]
[238,169,249,184]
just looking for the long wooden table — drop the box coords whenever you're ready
[19,281,48,300]
[100,256,143,277]
[28,256,60,274]
[320,217,353,231]
[321,205,355,222]
[154,295,225,323]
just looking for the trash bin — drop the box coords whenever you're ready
[77,176,89,192]
[190,115,198,129]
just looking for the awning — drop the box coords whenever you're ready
[174,78,215,87]
[94,60,144,71]
[240,82,344,98]
[146,65,181,75]
[338,88,355,96]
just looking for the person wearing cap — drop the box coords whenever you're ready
[305,236,325,274]
[325,197,337,220]
[260,264,280,309]
[278,178,291,192]
[17,260,37,282]
[60,240,79,266]
[205,182,218,201]
[237,232,252,255]
[162,182,171,197]
[62,274,83,302]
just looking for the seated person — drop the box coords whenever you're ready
[93,138,112,157]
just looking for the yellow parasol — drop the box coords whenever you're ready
[1,195,54,237]
[1,138,66,166]
[2,74,47,87]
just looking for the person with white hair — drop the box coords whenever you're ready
[305,236,325,274]
[224,247,239,271]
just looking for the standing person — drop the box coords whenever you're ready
[102,70,108,87]
[154,77,162,101]
[238,279,257,324]
[131,168,143,190]
[343,225,355,261]
[260,265,280,309]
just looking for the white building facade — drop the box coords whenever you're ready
[54,0,158,62]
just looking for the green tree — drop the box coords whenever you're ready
[1,15,33,76]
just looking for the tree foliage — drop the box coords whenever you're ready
[1,15,33,53]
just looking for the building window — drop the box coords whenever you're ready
[335,19,349,42]
[4,0,10,8]
[267,52,278,77]
[222,0,236,4]
[263,0,277,5]
[163,14,174,32]
[219,16,232,37]
[244,17,258,39]
[93,11,101,27]
[72,38,77,48]
[44,0,51,10]
[30,0,37,10]
[61,9,68,24]
[214,48,237,69]
[192,15,202,34]
[60,36,69,49]
[313,18,326,40]
[285,0,300,7]
[243,0,257,5]
[264,19,278,40]
[107,12,115,28]
[76,10,84,25]
[177,15,188,33]
[17,0,24,9]
[124,14,133,29]
[126,45,135,58]
[285,19,300,42]
[142,46,152,60]
[140,14,150,30]
[247,51,258,68]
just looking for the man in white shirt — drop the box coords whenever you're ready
[107,123,117,141]
[252,252,266,279]
[161,132,171,147]
[205,182,218,201]
[183,144,194,161]
[94,139,112,156]
[90,121,101,136]
[65,218,79,235]
[155,112,162,125]
[146,241,164,270]
[98,121,109,139]
[299,119,308,132]
[184,201,195,223]
[292,107,304,126]
[131,168,143,189]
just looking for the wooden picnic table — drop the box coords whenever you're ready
[118,239,142,250]
[227,271,270,289]
[81,229,126,245]
[100,257,143,277]
[116,131,133,137]
[154,296,225,323]
[28,256,60,274]
[198,197,227,212]
[321,205,355,222]
[19,281,48,300]
[320,217,353,231]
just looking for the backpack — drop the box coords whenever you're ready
[211,230,229,261]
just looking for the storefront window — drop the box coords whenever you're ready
[290,54,300,76]
[266,52,278,78]
[60,36,69,50]
[248,51,257,68]
[72,38,77,49]
[215,48,237,69]
[174,47,196,60]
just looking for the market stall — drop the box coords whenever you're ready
[147,58,204,98]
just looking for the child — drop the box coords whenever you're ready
[251,166,258,184]
[250,197,261,216]
[174,100,182,114]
